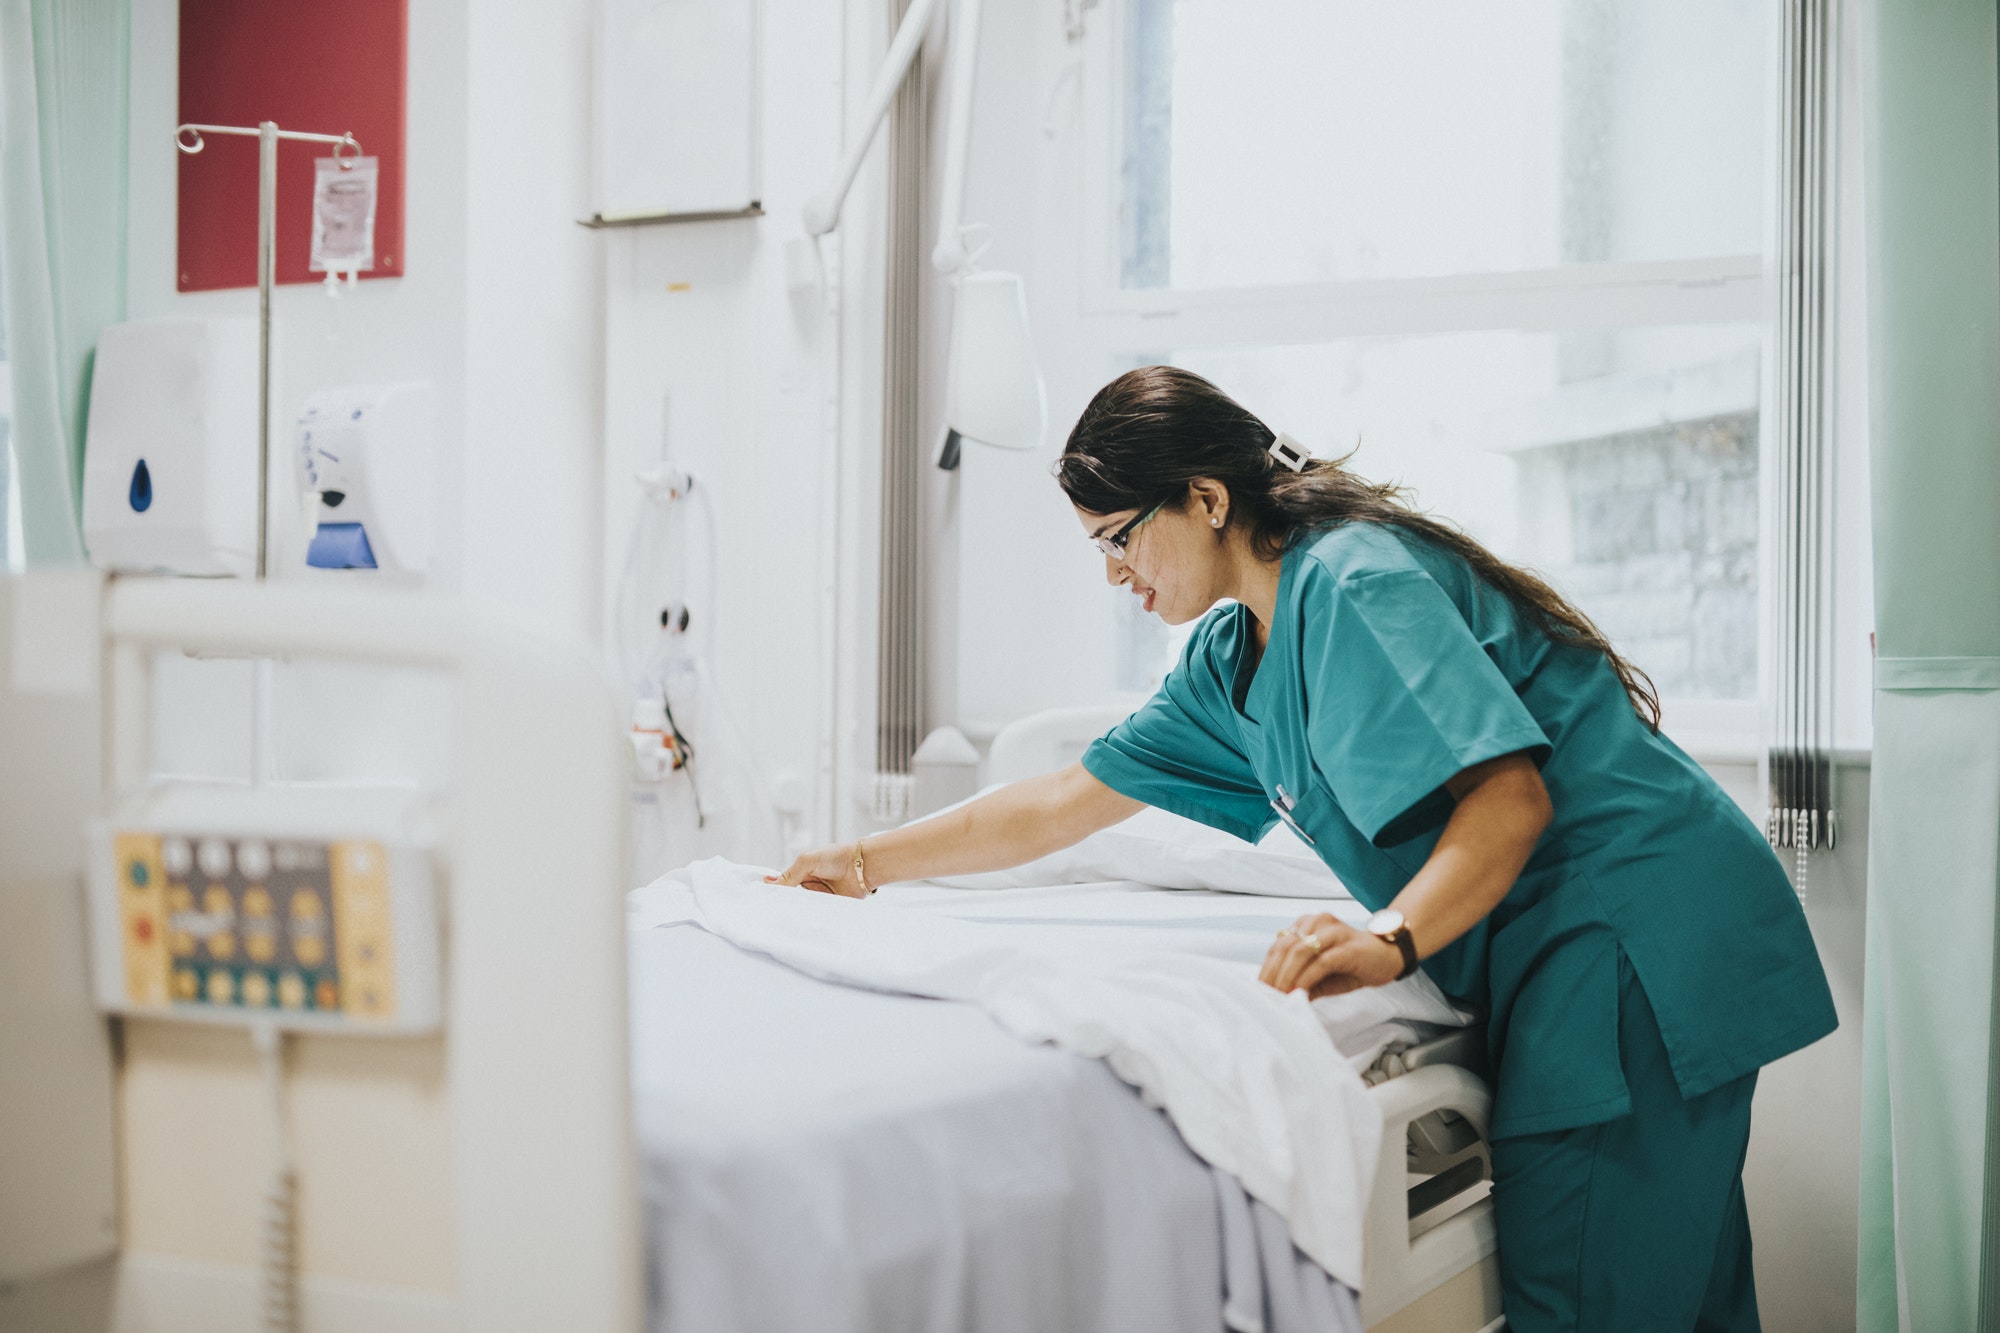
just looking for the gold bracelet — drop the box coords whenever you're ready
[853,838,873,895]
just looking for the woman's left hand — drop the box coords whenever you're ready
[1259,913,1405,998]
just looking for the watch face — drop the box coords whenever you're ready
[1368,908,1406,936]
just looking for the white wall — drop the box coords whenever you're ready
[462,2,603,640]
[600,0,870,853]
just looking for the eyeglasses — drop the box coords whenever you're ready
[1091,500,1166,558]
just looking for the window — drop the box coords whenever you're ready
[1163,325,1763,703]
[1114,0,1770,291]
[1043,0,1776,739]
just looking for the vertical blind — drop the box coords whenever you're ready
[1766,0,1837,895]
[873,0,929,822]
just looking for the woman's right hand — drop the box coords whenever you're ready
[766,842,868,898]
[760,764,1143,899]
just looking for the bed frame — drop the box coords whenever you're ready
[988,704,1505,1332]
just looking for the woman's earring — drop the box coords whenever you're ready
[1211,518,1222,528]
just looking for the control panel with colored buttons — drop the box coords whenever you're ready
[90,803,440,1032]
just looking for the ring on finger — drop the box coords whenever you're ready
[1298,930,1323,954]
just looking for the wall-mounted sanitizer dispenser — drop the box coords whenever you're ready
[294,384,434,576]
[82,318,259,577]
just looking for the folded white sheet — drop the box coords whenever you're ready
[868,878,1467,1072]
[633,858,1440,1289]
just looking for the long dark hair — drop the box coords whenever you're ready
[1055,365,1660,729]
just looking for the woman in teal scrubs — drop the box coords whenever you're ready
[774,366,1836,1331]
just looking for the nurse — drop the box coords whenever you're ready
[773,366,1836,1332]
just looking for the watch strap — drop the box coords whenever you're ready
[1375,923,1419,980]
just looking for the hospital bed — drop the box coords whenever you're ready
[6,577,1500,1332]
[629,712,1504,1329]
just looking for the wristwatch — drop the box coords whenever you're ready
[1367,909,1420,980]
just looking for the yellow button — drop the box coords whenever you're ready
[205,970,235,1005]
[172,968,200,1001]
[245,928,277,964]
[277,972,306,1010]
[208,930,236,962]
[293,934,326,969]
[243,887,274,917]
[240,971,272,1008]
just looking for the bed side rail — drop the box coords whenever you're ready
[1361,1057,1497,1326]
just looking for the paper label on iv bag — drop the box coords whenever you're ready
[312,155,378,273]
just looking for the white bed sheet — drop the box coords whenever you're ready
[633,926,1298,1333]
[629,866,1469,1332]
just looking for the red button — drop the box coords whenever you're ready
[133,916,155,943]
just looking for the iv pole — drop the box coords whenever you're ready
[173,121,363,581]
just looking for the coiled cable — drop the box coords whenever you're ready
[252,1023,299,1333]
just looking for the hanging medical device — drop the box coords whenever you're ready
[293,383,435,575]
[174,119,366,580]
[800,0,1045,470]
[82,317,261,577]
[619,459,713,879]
[310,154,380,292]
[614,418,782,877]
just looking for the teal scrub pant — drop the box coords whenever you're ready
[1489,957,1761,1332]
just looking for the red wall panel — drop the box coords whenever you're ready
[176,0,407,292]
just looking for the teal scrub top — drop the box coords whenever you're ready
[1082,524,1837,1139]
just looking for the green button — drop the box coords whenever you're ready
[129,860,150,888]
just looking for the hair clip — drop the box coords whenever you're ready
[1268,432,1309,473]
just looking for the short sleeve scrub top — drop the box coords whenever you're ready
[1081,523,1837,1325]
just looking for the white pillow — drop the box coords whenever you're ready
[927,796,1350,899]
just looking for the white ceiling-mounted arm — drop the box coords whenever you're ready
[801,0,948,237]
[930,0,983,274]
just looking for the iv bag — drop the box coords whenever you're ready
[311,155,379,275]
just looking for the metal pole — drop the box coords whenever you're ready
[256,121,277,581]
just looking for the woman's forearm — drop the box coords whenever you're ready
[1390,753,1551,960]
[863,762,1144,887]
[1263,751,1552,997]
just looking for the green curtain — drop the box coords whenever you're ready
[1858,2,2000,1330]
[0,0,128,566]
